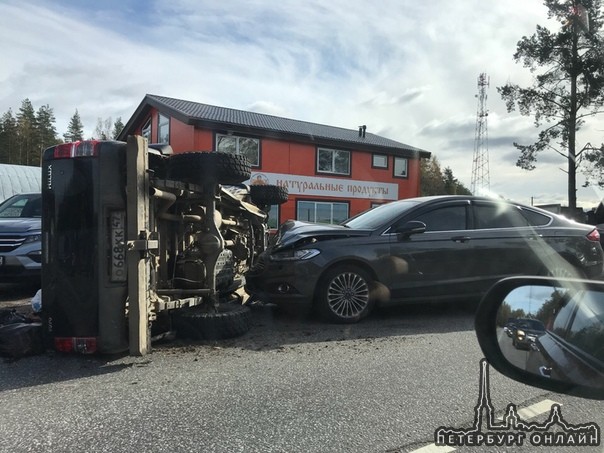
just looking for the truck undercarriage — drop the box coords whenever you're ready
[42,136,287,354]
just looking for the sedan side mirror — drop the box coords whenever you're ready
[393,220,426,239]
[475,276,604,400]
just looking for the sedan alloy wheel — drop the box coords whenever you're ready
[319,266,374,323]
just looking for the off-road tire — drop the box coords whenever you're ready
[148,152,168,179]
[316,265,375,324]
[171,302,252,340]
[250,184,289,206]
[167,152,251,185]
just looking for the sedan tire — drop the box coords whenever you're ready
[317,265,374,323]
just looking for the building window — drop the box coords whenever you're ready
[141,118,151,142]
[393,157,408,178]
[158,113,170,143]
[216,134,260,167]
[297,200,349,225]
[372,154,388,169]
[317,147,350,175]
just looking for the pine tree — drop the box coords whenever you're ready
[0,109,18,164]
[498,0,604,211]
[64,109,84,142]
[420,156,446,196]
[420,157,470,196]
[35,104,59,164]
[112,117,124,140]
[443,167,472,195]
[16,99,36,165]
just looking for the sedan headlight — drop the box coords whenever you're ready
[270,248,320,261]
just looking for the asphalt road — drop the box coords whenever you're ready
[1,286,603,453]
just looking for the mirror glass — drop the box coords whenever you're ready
[497,283,604,390]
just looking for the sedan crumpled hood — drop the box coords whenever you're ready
[273,220,371,250]
[0,218,41,233]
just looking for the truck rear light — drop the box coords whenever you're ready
[53,141,100,159]
[586,228,600,242]
[54,143,73,159]
[54,337,98,354]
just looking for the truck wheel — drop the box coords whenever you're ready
[171,302,252,340]
[250,185,289,206]
[148,152,167,179]
[167,152,251,185]
[316,265,375,324]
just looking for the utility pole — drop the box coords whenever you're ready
[471,73,490,195]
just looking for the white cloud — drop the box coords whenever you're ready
[0,0,602,207]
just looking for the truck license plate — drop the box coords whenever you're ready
[110,211,126,282]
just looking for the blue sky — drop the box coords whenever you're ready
[2,0,604,207]
[504,285,559,317]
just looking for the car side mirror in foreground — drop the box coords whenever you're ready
[475,276,604,400]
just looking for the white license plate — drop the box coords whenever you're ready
[110,211,126,282]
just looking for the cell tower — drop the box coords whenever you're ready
[471,73,490,194]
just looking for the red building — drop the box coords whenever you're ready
[119,95,431,227]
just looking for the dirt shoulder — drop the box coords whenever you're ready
[0,283,39,313]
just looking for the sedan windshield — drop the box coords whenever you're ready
[342,200,421,230]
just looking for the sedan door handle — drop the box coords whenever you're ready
[451,236,471,243]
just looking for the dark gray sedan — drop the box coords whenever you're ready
[246,195,604,323]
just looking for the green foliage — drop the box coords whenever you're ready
[112,117,124,140]
[17,99,36,165]
[583,143,604,185]
[36,105,59,157]
[0,109,18,164]
[498,0,604,209]
[63,109,84,143]
[420,156,471,196]
[0,99,63,165]
[534,289,568,325]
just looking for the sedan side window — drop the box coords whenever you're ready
[409,206,467,232]
[520,208,551,226]
[474,202,529,229]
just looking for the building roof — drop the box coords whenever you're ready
[119,94,431,158]
[0,164,41,202]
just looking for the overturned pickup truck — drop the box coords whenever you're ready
[41,137,287,354]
